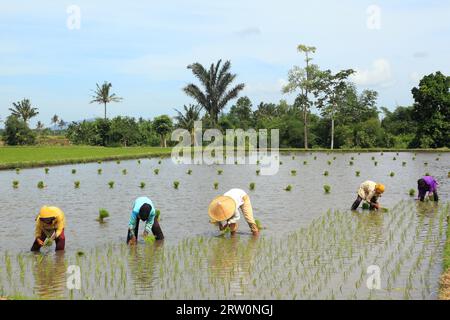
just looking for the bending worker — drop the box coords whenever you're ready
[31,206,66,252]
[417,176,439,202]
[127,196,164,245]
[208,188,259,236]
[351,181,385,210]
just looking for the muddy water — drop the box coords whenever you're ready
[0,152,448,299]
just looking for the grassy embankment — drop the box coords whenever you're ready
[0,146,172,170]
[440,213,450,300]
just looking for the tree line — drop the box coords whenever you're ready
[1,44,449,149]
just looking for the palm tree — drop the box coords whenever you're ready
[51,114,59,128]
[174,104,202,146]
[183,60,245,126]
[90,82,123,120]
[58,119,67,131]
[9,99,39,123]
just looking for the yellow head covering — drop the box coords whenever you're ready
[208,196,236,222]
[375,183,385,193]
[38,206,61,219]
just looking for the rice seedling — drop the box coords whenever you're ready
[355,171,360,177]
[435,157,439,161]
[154,169,159,175]
[108,181,115,188]
[116,160,121,164]
[139,182,146,189]
[97,209,110,223]
[76,251,85,257]
[393,157,397,160]
[424,162,428,166]
[217,169,223,175]
[314,156,317,160]
[249,182,255,191]
[323,185,331,194]
[374,161,378,166]
[122,169,127,175]
[15,168,20,174]
[292,156,295,160]
[424,172,430,176]
[98,168,102,175]
[158,160,162,164]
[137,160,141,164]
[349,161,354,166]
[44,168,49,174]
[74,181,80,189]
[213,182,219,190]
[187,169,192,175]
[37,181,45,189]
[327,160,331,165]
[284,185,292,191]
[255,219,266,230]
[256,169,260,176]
[323,171,329,176]
[291,170,297,176]
[303,161,308,165]
[144,235,156,244]
[173,181,180,189]
[390,172,395,177]
[409,189,415,196]
[155,209,161,221]
[280,161,283,165]
[12,180,19,189]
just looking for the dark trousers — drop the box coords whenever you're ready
[420,191,439,202]
[351,196,378,210]
[126,218,164,243]
[31,229,65,252]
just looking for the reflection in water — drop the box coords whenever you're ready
[127,241,164,296]
[416,201,439,218]
[32,252,67,299]
[208,236,258,296]
[352,210,384,245]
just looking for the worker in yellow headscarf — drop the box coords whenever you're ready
[351,181,385,210]
[31,206,66,252]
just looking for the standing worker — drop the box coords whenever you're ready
[417,176,439,202]
[127,196,164,245]
[351,181,385,210]
[208,188,259,236]
[31,206,66,252]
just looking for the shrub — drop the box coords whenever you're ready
[3,115,36,145]
[323,185,331,193]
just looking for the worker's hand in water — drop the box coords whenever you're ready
[50,232,56,241]
[129,236,137,245]
[37,238,45,246]
[372,203,380,210]
[218,223,228,231]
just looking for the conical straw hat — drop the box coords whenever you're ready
[208,196,236,222]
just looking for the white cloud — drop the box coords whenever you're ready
[350,59,394,87]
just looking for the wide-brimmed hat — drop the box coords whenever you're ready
[208,196,236,222]
[38,206,59,219]
[375,183,385,193]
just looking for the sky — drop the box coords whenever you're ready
[0,0,449,128]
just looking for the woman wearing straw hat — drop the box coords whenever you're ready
[351,180,385,210]
[208,188,259,236]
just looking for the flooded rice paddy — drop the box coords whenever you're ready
[0,151,448,299]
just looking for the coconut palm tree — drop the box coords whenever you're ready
[9,99,39,123]
[183,60,245,126]
[90,81,123,120]
[174,104,202,146]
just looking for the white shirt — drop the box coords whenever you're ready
[222,188,247,224]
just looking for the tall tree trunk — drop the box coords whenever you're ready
[191,127,197,147]
[303,107,308,149]
[330,117,335,150]
[104,102,107,120]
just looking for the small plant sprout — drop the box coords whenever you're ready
[108,181,115,188]
[371,156,375,161]
[15,168,20,174]
[155,209,161,221]
[390,172,395,177]
[97,209,110,223]
[187,169,192,175]
[285,185,292,191]
[217,169,223,175]
[74,181,80,189]
[71,169,76,174]
[393,157,397,161]
[402,162,406,166]
[279,161,283,165]
[255,219,265,230]
[424,172,430,176]
[173,181,180,189]
[76,251,85,257]
[349,161,354,166]
[122,169,127,175]
[137,160,141,164]
[313,156,317,160]
[409,189,415,196]
[303,161,307,165]
[291,170,297,176]
[351,156,354,160]
[323,185,331,194]
[140,182,146,189]
[13,180,19,189]
[154,168,159,175]
[45,168,50,174]
[249,182,255,191]
[116,160,121,164]
[292,156,295,160]
[327,160,332,165]
[98,168,102,175]
[97,160,102,164]
[158,160,162,165]
[424,162,428,166]
[213,182,219,190]
[256,169,260,176]
[37,181,45,189]
[374,161,378,166]
[448,171,450,178]
[355,171,360,177]
[144,235,156,244]
[435,157,439,161]
[362,202,370,210]
[323,171,329,176]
